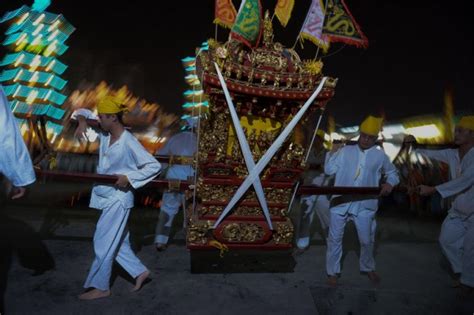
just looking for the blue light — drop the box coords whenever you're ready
[32,0,51,12]
[182,101,209,109]
[181,56,196,62]
[183,89,203,96]
[1,4,75,124]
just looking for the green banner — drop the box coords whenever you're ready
[230,0,262,48]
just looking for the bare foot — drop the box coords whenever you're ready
[367,271,381,285]
[327,275,338,287]
[131,270,150,292]
[78,289,111,300]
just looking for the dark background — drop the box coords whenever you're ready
[1,0,472,126]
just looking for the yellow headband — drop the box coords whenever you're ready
[97,96,127,114]
[458,115,474,131]
[360,115,383,137]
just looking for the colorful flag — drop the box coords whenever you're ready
[323,0,368,48]
[299,0,330,52]
[230,0,263,48]
[275,0,295,27]
[214,0,238,29]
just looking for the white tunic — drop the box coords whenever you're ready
[71,109,161,209]
[0,85,35,187]
[157,131,197,181]
[90,131,161,210]
[154,131,197,244]
[324,144,399,215]
[418,147,474,219]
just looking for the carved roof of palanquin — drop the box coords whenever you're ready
[196,13,337,103]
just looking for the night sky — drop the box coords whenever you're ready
[1,0,472,126]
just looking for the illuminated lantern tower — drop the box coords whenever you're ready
[180,41,210,127]
[0,0,75,161]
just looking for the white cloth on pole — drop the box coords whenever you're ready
[70,108,98,121]
[214,62,273,229]
[0,85,35,187]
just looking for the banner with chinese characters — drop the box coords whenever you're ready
[323,0,368,48]
[300,0,330,52]
[274,0,295,27]
[230,0,263,48]
[214,0,237,29]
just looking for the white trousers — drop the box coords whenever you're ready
[439,214,474,287]
[154,192,184,245]
[326,210,377,276]
[297,195,330,246]
[84,200,147,290]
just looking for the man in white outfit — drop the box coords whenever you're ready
[296,130,332,250]
[325,116,399,287]
[73,97,161,300]
[406,115,474,297]
[0,85,36,199]
[154,118,197,250]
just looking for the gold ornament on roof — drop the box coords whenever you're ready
[216,46,228,59]
[207,38,218,49]
[263,10,274,47]
[303,60,324,75]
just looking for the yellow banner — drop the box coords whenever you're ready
[275,0,295,27]
[214,0,238,29]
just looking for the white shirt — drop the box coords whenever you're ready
[0,85,35,187]
[325,144,399,215]
[418,147,474,219]
[157,131,197,181]
[71,109,161,209]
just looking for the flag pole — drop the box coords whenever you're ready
[314,0,329,60]
[314,46,321,60]
[292,0,313,49]
[287,107,326,214]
